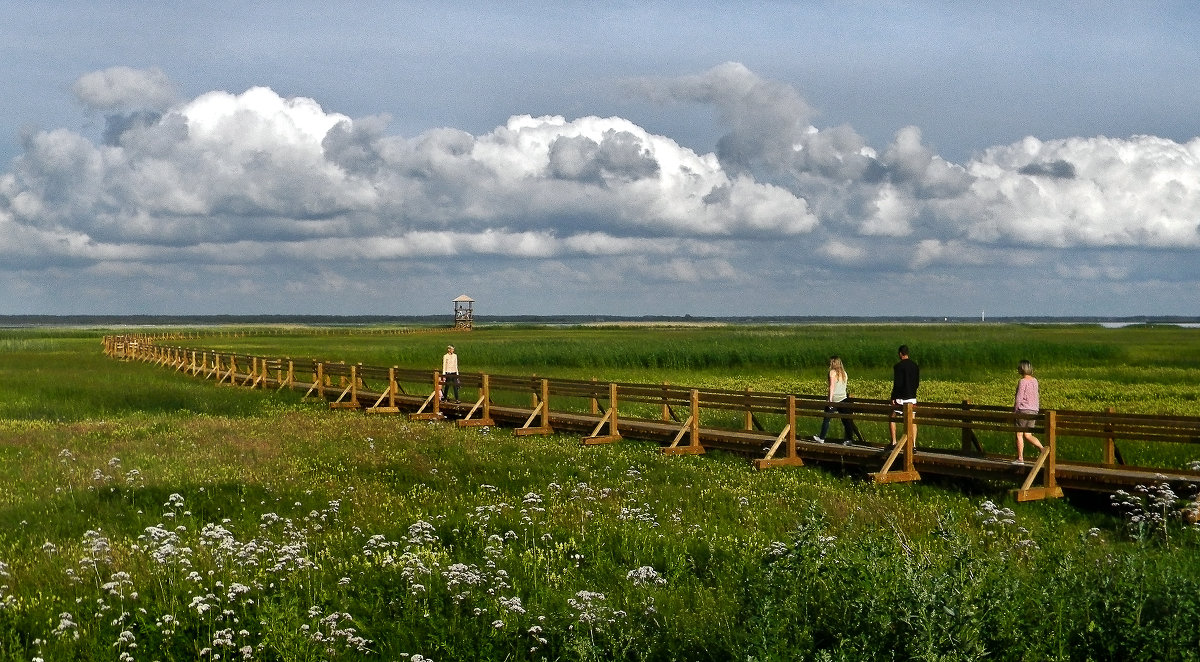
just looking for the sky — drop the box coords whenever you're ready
[1,1,1199,318]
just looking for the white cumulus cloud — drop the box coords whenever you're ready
[73,66,177,112]
[2,64,1199,315]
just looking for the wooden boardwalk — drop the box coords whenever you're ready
[105,336,1200,502]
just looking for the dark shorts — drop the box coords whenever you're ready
[1016,409,1038,429]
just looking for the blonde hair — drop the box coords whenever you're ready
[829,356,847,383]
[1018,359,1033,376]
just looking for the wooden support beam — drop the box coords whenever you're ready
[217,355,236,386]
[457,374,494,427]
[330,364,362,409]
[515,380,553,435]
[278,360,295,392]
[960,400,985,454]
[302,363,326,401]
[1014,410,1064,501]
[244,357,265,389]
[755,395,803,469]
[663,389,704,455]
[871,403,921,483]
[583,382,621,444]
[409,371,445,421]
[366,367,401,414]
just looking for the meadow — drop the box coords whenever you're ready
[1,324,1199,661]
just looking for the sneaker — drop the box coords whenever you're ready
[812,436,824,443]
[1011,459,1025,465]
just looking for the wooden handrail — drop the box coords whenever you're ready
[104,337,1200,494]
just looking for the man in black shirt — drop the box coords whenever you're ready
[890,345,919,446]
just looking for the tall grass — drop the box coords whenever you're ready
[184,323,1200,415]
[192,324,1136,374]
[1,326,1199,660]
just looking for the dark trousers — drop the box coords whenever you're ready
[443,373,460,401]
[819,402,854,440]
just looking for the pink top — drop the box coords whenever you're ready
[1014,376,1039,411]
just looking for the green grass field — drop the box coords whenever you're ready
[1,324,1199,661]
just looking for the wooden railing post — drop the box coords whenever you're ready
[367,366,401,414]
[515,378,553,436]
[665,389,705,455]
[406,370,444,420]
[787,395,797,460]
[754,395,802,469]
[1047,410,1058,491]
[1103,406,1116,465]
[961,399,984,454]
[744,388,754,431]
[661,382,671,422]
[610,382,619,438]
[1015,410,1064,501]
[583,382,621,444]
[871,402,921,483]
[331,364,361,409]
[482,374,491,422]
[457,372,495,427]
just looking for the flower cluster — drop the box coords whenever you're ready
[1111,482,1191,543]
[974,500,1039,552]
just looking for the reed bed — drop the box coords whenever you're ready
[1,326,1198,660]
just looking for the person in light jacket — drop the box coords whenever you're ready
[442,345,460,403]
[1013,359,1045,463]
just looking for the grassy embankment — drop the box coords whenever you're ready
[0,325,1198,661]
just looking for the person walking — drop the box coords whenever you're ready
[815,356,853,443]
[889,345,919,446]
[441,345,460,403]
[1013,359,1045,463]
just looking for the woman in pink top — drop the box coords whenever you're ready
[1013,359,1045,463]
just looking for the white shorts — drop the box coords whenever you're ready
[892,398,917,417]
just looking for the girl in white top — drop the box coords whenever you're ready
[815,356,850,443]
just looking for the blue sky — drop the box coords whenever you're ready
[2,1,1198,317]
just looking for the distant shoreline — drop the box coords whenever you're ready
[2,314,1199,328]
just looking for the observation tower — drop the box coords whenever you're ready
[453,294,475,330]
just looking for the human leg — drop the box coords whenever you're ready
[817,407,833,441]
[1026,432,1043,452]
[841,412,860,444]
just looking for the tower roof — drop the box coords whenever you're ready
[452,294,475,302]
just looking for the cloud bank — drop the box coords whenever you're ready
[1,64,1198,315]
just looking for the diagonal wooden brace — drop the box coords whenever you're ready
[583,382,621,445]
[871,403,921,483]
[1014,410,1064,501]
[754,396,803,469]
[663,390,704,455]
[514,379,552,435]
[457,374,494,427]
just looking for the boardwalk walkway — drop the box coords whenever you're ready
[105,335,1200,502]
